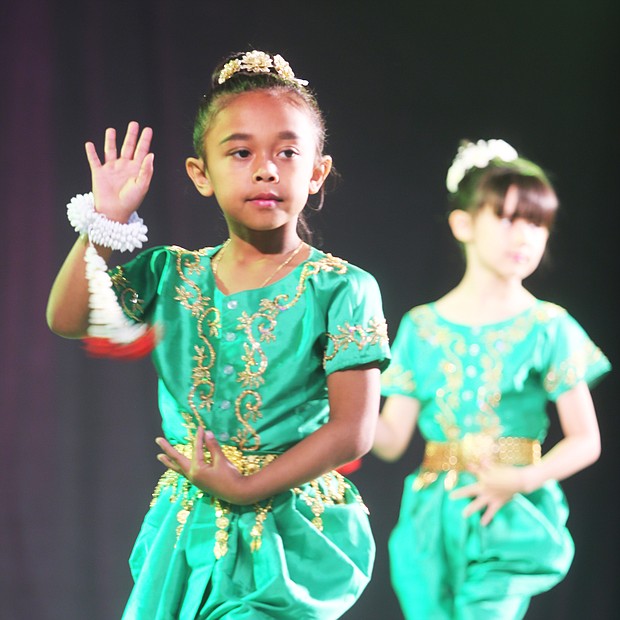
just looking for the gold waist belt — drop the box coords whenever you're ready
[172,442,279,474]
[415,435,541,491]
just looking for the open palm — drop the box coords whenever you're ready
[85,121,154,222]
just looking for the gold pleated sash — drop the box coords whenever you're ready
[415,434,541,490]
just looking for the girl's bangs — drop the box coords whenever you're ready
[484,174,558,229]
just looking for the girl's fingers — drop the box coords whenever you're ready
[155,437,190,471]
[450,482,479,499]
[480,505,498,526]
[134,125,153,161]
[157,454,179,471]
[103,127,117,162]
[84,142,102,169]
[136,152,155,189]
[466,463,481,476]
[202,429,221,459]
[462,496,487,518]
[193,426,206,465]
[119,121,140,160]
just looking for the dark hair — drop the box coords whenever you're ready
[448,152,558,230]
[191,51,330,242]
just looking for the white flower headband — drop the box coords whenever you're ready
[217,51,308,87]
[446,139,518,193]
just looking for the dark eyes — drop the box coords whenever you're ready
[230,148,298,159]
[231,149,251,159]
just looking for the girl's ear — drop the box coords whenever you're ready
[448,209,473,243]
[185,157,214,197]
[308,155,333,195]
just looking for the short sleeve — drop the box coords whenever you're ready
[108,246,172,324]
[380,312,418,398]
[323,267,390,375]
[543,310,611,401]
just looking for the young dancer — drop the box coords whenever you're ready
[47,50,390,619]
[373,139,610,619]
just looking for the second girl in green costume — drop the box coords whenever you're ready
[374,139,610,619]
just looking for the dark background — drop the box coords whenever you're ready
[1,1,618,618]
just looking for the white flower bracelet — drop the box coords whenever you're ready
[67,192,148,252]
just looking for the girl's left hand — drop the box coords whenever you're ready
[450,462,527,526]
[155,426,252,505]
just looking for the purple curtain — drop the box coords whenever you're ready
[1,2,618,619]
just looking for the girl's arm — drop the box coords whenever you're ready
[453,381,601,525]
[372,394,420,462]
[521,381,601,489]
[46,237,111,337]
[46,122,154,338]
[155,364,382,505]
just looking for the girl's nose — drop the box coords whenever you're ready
[512,220,535,244]
[253,160,279,183]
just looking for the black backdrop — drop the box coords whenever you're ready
[1,1,618,619]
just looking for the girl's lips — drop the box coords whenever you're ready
[250,193,280,200]
[248,194,281,207]
[508,252,529,263]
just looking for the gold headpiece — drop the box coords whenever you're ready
[217,51,308,87]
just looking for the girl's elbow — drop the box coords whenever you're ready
[589,436,602,465]
[384,449,404,463]
[46,299,65,334]
[46,307,64,335]
[46,311,64,336]
[371,442,403,463]
[46,309,87,339]
[350,434,373,461]
[578,433,602,471]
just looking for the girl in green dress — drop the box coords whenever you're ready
[47,50,390,619]
[373,139,610,619]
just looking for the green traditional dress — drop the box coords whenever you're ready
[381,301,610,620]
[110,243,390,620]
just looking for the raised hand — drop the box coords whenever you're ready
[85,121,154,222]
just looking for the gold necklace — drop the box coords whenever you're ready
[212,239,305,288]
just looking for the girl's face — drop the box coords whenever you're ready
[461,187,550,283]
[186,90,331,238]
